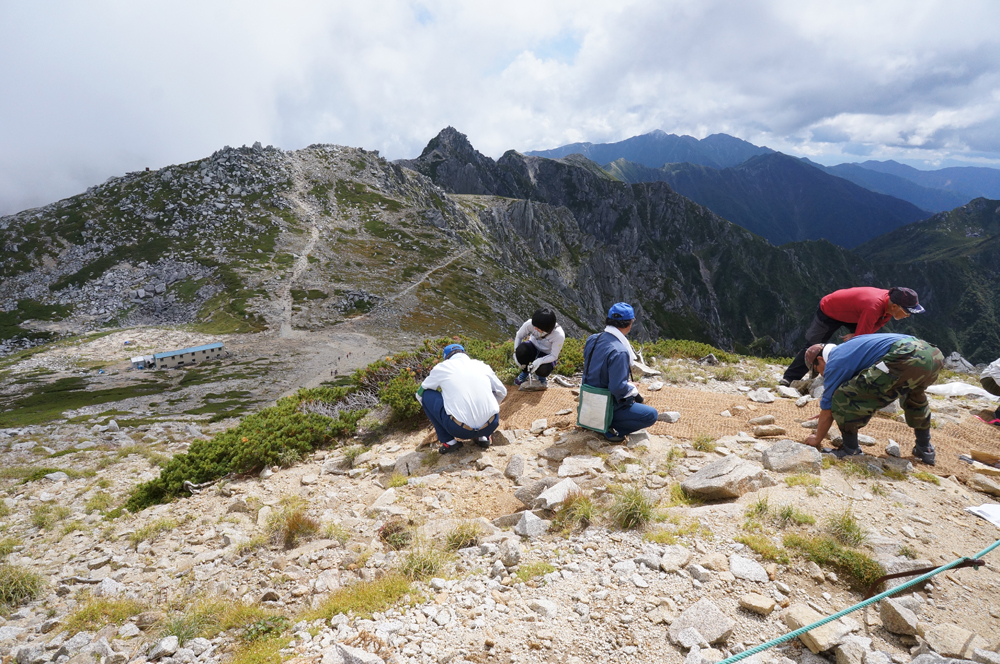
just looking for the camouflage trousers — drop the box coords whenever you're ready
[831,338,944,434]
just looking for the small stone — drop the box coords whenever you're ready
[227,499,252,514]
[748,389,775,403]
[783,603,857,654]
[529,599,559,618]
[513,511,550,538]
[530,419,548,434]
[558,456,605,477]
[699,553,728,571]
[44,471,70,482]
[749,415,775,426]
[366,488,397,515]
[739,593,776,615]
[720,411,732,417]
[149,636,179,660]
[729,555,769,583]
[336,643,385,664]
[648,381,664,391]
[968,474,1000,497]
[258,590,280,602]
[886,439,901,457]
[686,564,712,582]
[300,474,318,486]
[118,624,141,638]
[676,627,709,649]
[660,545,693,572]
[534,478,581,510]
[491,429,517,446]
[681,455,777,499]
[753,424,787,437]
[498,539,521,567]
[668,599,734,645]
[879,599,919,635]
[555,408,573,415]
[796,395,812,407]
[393,451,422,476]
[972,649,1000,664]
[504,454,525,479]
[835,638,869,664]
[514,477,561,507]
[659,411,681,423]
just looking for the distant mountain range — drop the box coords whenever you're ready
[525,130,773,170]
[604,153,928,248]
[529,132,1000,220]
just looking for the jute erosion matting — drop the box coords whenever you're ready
[497,385,1000,481]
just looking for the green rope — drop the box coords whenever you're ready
[716,538,1000,664]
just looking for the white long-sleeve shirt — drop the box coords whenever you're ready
[514,319,566,366]
[419,353,507,428]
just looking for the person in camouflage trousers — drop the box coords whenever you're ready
[803,334,943,465]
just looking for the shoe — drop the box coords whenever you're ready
[439,440,463,454]
[829,447,865,459]
[778,378,791,387]
[537,375,548,388]
[475,436,491,449]
[514,371,529,386]
[604,429,626,444]
[913,429,935,466]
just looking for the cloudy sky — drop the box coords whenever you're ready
[2,0,998,216]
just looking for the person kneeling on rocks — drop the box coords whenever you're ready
[802,333,943,465]
[513,308,565,389]
[416,344,507,454]
[582,303,659,443]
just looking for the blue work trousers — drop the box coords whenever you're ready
[421,389,499,443]
[611,402,658,436]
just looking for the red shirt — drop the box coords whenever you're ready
[819,287,891,336]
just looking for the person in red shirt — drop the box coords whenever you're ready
[781,287,925,384]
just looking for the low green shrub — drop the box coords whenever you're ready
[126,389,366,511]
[609,485,655,530]
[380,370,422,421]
[783,533,884,587]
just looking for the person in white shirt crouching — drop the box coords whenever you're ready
[416,344,507,454]
[513,308,565,389]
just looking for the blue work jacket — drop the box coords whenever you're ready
[583,332,634,409]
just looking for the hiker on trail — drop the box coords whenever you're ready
[802,333,943,465]
[582,303,659,443]
[416,343,506,454]
[980,358,1000,426]
[781,287,925,386]
[513,308,565,389]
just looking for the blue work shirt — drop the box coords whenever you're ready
[583,332,634,408]
[820,333,914,410]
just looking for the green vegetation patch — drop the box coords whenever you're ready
[0,564,44,607]
[0,376,169,427]
[305,573,413,620]
[783,533,884,588]
[0,299,73,343]
[290,289,328,302]
[126,387,367,511]
[335,180,403,212]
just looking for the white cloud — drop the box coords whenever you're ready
[1,0,998,215]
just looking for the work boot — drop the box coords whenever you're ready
[475,436,491,449]
[828,431,864,459]
[604,428,626,444]
[913,428,936,466]
[439,439,463,455]
[514,371,529,386]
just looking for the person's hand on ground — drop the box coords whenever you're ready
[803,433,823,449]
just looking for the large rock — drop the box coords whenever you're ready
[729,554,768,582]
[660,545,693,572]
[558,456,605,477]
[748,389,775,403]
[514,477,561,507]
[534,478,581,509]
[879,598,919,635]
[681,456,777,499]
[491,429,516,446]
[783,603,856,653]
[762,440,822,474]
[668,599,734,645]
[923,624,989,659]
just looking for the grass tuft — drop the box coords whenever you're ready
[515,561,556,583]
[129,518,177,547]
[692,434,717,453]
[783,533,884,587]
[387,472,408,488]
[378,518,413,551]
[912,470,940,485]
[268,503,320,550]
[551,493,596,534]
[735,533,790,564]
[64,597,148,633]
[160,600,280,642]
[400,545,449,581]
[643,530,677,545]
[609,485,655,530]
[31,504,72,530]
[0,564,44,607]
[306,573,413,620]
[663,483,701,507]
[444,521,483,552]
[825,507,868,547]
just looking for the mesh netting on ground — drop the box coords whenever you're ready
[497,384,1000,480]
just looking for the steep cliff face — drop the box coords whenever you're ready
[399,128,1000,362]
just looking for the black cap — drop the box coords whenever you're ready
[889,287,925,314]
[531,308,557,334]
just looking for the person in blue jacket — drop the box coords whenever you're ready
[582,303,659,443]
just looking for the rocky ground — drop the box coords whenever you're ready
[1,338,999,664]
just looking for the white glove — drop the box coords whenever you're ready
[414,391,423,405]
[528,359,544,373]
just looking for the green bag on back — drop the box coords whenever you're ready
[577,333,614,433]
